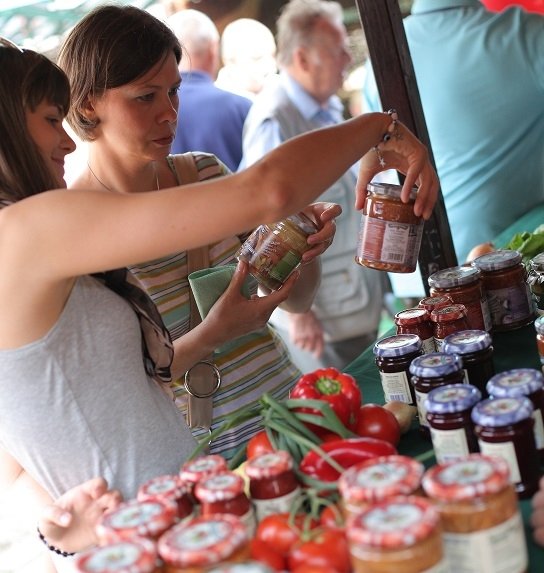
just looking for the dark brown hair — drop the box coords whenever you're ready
[57,5,182,141]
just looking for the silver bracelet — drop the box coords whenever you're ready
[372,109,400,167]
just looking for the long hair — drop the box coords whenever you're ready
[0,39,71,201]
[57,5,182,141]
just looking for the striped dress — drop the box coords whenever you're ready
[128,153,302,458]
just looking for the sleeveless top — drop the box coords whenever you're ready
[127,153,302,458]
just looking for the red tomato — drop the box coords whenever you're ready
[288,529,351,573]
[246,430,274,459]
[255,513,318,557]
[320,504,345,531]
[355,403,401,446]
[249,537,286,571]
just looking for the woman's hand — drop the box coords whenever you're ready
[300,202,342,262]
[356,119,439,221]
[37,477,122,554]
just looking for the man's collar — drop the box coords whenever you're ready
[411,0,481,14]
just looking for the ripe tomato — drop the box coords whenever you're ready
[246,430,274,459]
[255,513,318,557]
[320,504,345,531]
[288,529,351,573]
[355,403,401,446]
[249,537,286,571]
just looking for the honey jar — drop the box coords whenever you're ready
[394,308,435,354]
[422,454,528,573]
[137,474,194,522]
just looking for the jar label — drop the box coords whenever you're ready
[422,336,436,354]
[486,284,533,327]
[415,389,430,429]
[379,371,413,404]
[252,486,301,522]
[434,337,445,352]
[422,559,450,573]
[477,440,522,484]
[480,295,493,332]
[533,409,544,450]
[442,511,527,573]
[430,427,470,464]
[239,506,257,539]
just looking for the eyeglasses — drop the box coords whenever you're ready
[0,37,24,53]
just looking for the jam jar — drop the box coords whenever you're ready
[472,249,534,330]
[338,455,424,521]
[409,352,465,437]
[237,212,318,291]
[194,471,256,537]
[430,304,470,351]
[428,265,492,332]
[158,514,250,573]
[355,182,424,273]
[137,474,193,522]
[207,564,275,573]
[535,315,544,372]
[425,383,481,464]
[418,294,453,314]
[394,308,435,354]
[486,368,544,460]
[96,498,178,544]
[245,451,301,522]
[422,454,528,573]
[346,495,448,573]
[442,329,495,397]
[527,253,544,315]
[373,334,422,405]
[471,396,540,498]
[75,536,160,573]
[179,454,228,500]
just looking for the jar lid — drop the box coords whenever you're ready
[347,495,439,549]
[409,352,463,378]
[472,249,522,272]
[373,334,422,358]
[194,471,245,503]
[442,329,492,354]
[96,498,178,542]
[418,295,453,312]
[75,537,158,573]
[207,563,275,573]
[430,304,467,323]
[158,514,248,567]
[285,212,318,235]
[367,181,418,202]
[425,383,482,414]
[394,308,430,326]
[179,454,228,484]
[471,396,534,426]
[428,265,481,288]
[535,315,544,335]
[338,455,424,503]
[137,474,188,503]
[486,368,544,398]
[245,450,294,479]
[422,454,510,501]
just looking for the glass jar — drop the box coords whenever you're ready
[194,472,256,538]
[245,451,301,522]
[394,308,435,354]
[428,266,492,332]
[338,455,424,521]
[430,304,470,351]
[471,396,540,498]
[207,564,275,573]
[236,212,318,291]
[526,253,544,316]
[425,383,481,464]
[409,352,465,437]
[96,498,178,544]
[472,249,534,331]
[355,182,423,273]
[179,454,228,500]
[346,495,448,573]
[75,536,160,573]
[418,294,453,314]
[137,474,194,522]
[442,329,495,397]
[158,514,250,573]
[373,334,423,405]
[486,368,544,460]
[422,454,528,573]
[535,316,544,373]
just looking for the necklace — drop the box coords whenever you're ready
[87,161,160,192]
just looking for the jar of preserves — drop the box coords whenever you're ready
[472,249,534,330]
[526,253,544,315]
[422,454,528,573]
[338,455,424,521]
[355,182,424,273]
[138,474,194,522]
[96,498,178,544]
[158,514,250,573]
[346,495,448,573]
[535,315,544,372]
[179,454,228,500]
[425,383,481,464]
[194,471,256,537]
[207,564,275,573]
[373,334,423,405]
[394,308,435,354]
[486,368,544,460]
[237,212,318,291]
[75,536,160,573]
[245,451,301,521]
[428,266,492,332]
[418,294,453,314]
[409,352,465,437]
[471,396,540,498]
[430,304,470,351]
[442,329,495,397]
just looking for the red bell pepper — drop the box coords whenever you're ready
[299,437,397,482]
[290,367,361,430]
